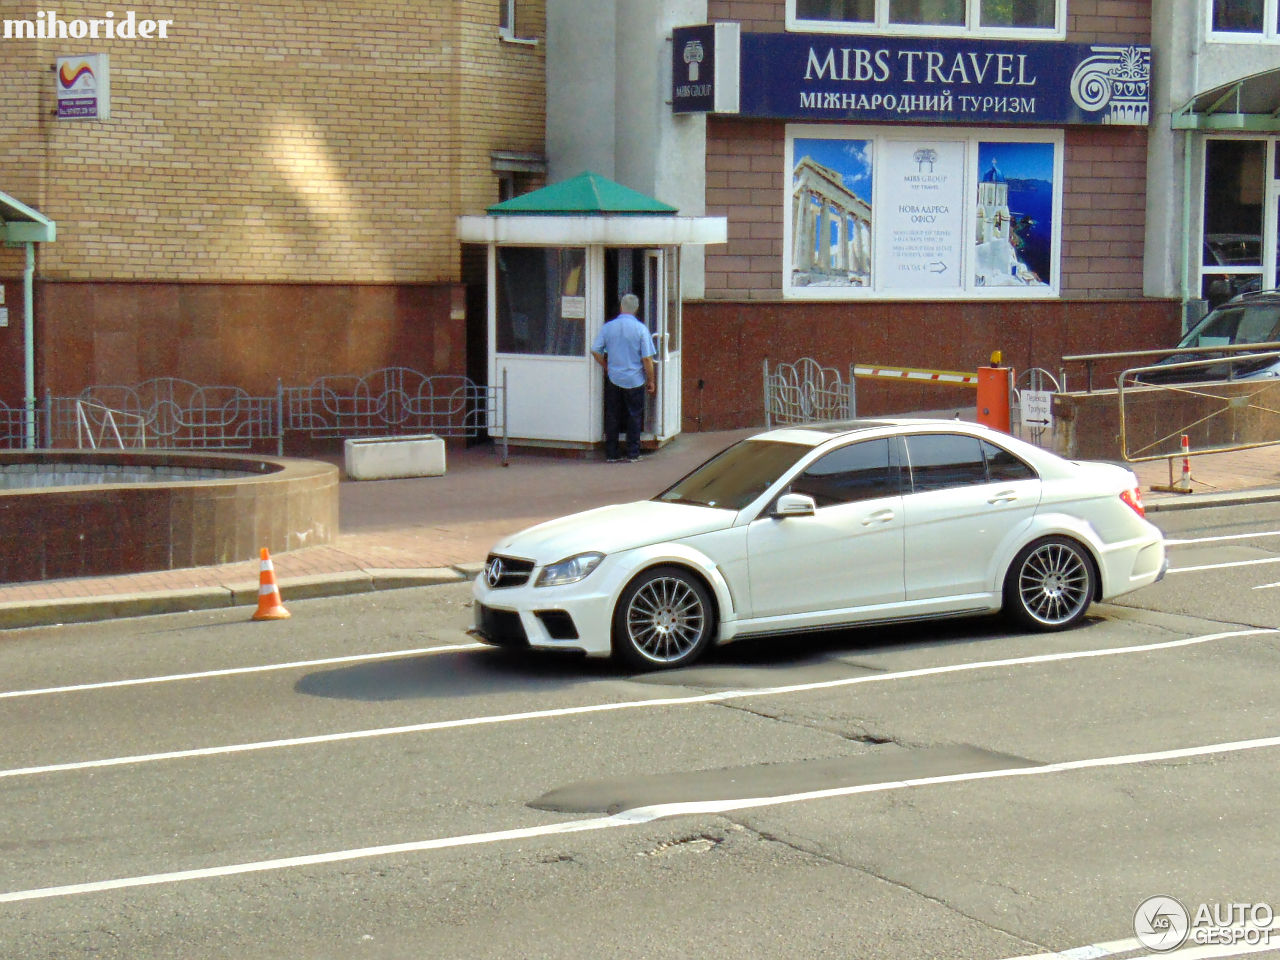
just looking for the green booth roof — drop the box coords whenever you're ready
[487,171,678,216]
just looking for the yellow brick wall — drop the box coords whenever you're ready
[0,0,546,283]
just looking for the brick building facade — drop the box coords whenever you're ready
[677,0,1180,429]
[0,1,545,405]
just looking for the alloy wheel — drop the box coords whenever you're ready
[1017,540,1091,626]
[625,576,707,664]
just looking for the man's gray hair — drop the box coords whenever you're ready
[619,293,640,314]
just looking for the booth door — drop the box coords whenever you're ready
[643,249,681,441]
[490,246,595,443]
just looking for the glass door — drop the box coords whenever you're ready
[643,250,681,441]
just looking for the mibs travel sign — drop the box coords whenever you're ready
[673,27,1150,127]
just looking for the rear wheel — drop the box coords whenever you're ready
[613,566,715,670]
[1004,536,1095,631]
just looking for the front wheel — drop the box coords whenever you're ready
[613,566,716,670]
[1004,536,1095,631]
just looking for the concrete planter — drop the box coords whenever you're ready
[344,434,446,480]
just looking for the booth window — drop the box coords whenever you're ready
[791,0,1059,34]
[785,125,1062,300]
[496,247,587,357]
[1209,0,1280,38]
[1200,138,1268,307]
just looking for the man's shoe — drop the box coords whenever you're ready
[628,455,642,462]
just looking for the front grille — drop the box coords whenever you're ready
[484,554,536,588]
[474,603,529,647]
[535,610,579,640]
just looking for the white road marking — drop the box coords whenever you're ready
[2,734,1278,905]
[0,643,486,700]
[1167,530,1280,546]
[1168,558,1280,574]
[0,629,1271,782]
[1003,923,1280,959]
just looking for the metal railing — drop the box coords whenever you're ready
[46,379,277,452]
[1117,353,1280,462]
[75,400,147,449]
[1011,367,1061,449]
[0,371,508,461]
[763,358,856,429]
[282,366,507,462]
[1063,341,1280,393]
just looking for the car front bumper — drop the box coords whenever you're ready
[471,566,624,658]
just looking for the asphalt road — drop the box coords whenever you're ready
[2,504,1279,959]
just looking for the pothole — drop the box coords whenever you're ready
[638,835,722,858]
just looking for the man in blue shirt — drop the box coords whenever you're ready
[591,292,656,462]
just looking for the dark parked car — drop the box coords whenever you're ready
[1138,291,1280,385]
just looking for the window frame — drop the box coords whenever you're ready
[787,0,1065,40]
[1197,136,1277,305]
[789,437,903,507]
[1207,0,1280,42]
[784,124,1064,301]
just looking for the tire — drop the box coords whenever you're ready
[612,565,716,670]
[1003,536,1096,631]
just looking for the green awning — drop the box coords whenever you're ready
[487,171,678,216]
[1173,68,1280,131]
[0,190,56,243]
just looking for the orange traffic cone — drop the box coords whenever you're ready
[252,547,291,620]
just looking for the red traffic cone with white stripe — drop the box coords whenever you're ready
[1174,434,1193,492]
[252,548,291,621]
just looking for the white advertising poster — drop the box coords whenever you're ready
[56,54,110,121]
[876,140,965,291]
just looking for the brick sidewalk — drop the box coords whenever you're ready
[0,429,1275,608]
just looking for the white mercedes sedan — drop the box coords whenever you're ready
[472,420,1167,670]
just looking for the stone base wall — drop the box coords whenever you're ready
[0,452,337,584]
[681,298,1182,432]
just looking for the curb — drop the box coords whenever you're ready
[0,565,478,632]
[1146,486,1280,513]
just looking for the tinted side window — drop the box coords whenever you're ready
[791,439,898,507]
[905,434,986,492]
[982,441,1037,481]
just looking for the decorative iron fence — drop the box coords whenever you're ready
[763,358,856,429]
[45,379,278,452]
[0,370,507,460]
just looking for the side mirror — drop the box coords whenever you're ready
[773,493,816,518]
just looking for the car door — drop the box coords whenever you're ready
[901,434,1042,600]
[746,437,905,619]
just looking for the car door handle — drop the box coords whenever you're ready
[987,491,1020,504]
[861,509,895,525]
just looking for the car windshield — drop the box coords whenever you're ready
[1179,303,1280,349]
[655,439,811,511]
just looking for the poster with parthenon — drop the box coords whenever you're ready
[791,139,873,288]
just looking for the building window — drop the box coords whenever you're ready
[785,125,1062,300]
[1200,138,1272,307]
[499,0,515,34]
[790,0,1060,35]
[496,248,587,356]
[1209,0,1280,38]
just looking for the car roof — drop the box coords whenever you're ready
[754,418,1009,447]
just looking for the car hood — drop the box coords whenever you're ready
[490,501,736,564]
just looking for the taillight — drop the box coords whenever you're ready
[1120,487,1145,518]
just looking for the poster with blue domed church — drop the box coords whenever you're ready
[974,141,1055,289]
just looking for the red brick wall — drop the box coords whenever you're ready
[681,298,1181,431]
[0,280,25,410]
[1061,127,1148,300]
[34,282,466,397]
[709,0,1152,43]
[705,119,1149,301]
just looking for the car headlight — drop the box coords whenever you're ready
[535,552,604,587]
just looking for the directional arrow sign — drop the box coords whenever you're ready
[928,262,947,274]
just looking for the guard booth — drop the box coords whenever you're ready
[458,172,726,451]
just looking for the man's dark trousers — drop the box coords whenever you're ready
[604,379,645,460]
